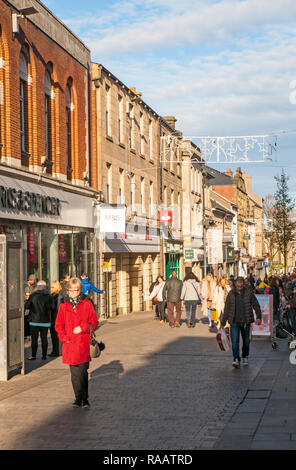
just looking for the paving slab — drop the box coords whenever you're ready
[0,309,294,450]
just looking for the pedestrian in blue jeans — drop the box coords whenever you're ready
[220,277,262,369]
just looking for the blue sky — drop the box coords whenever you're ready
[43,0,296,199]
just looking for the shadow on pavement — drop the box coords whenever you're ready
[2,329,266,451]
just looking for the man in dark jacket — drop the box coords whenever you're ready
[25,281,55,361]
[221,277,262,368]
[163,271,183,328]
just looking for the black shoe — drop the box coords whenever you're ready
[82,400,90,408]
[48,352,59,357]
[27,356,36,361]
[72,400,82,408]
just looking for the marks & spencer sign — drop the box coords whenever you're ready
[0,186,61,216]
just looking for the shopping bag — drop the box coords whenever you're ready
[216,328,230,352]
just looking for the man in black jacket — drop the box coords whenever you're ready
[25,281,55,361]
[221,277,262,369]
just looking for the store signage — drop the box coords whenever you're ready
[184,249,194,260]
[159,210,173,223]
[100,206,126,233]
[0,185,61,216]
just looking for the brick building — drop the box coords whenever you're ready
[0,0,99,290]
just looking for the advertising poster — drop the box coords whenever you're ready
[251,294,273,337]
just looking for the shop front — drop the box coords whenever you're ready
[164,240,183,280]
[103,227,161,316]
[0,173,98,292]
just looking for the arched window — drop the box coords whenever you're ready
[20,52,29,156]
[66,82,72,179]
[44,69,52,164]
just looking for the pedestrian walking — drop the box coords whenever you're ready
[24,274,37,339]
[149,276,167,324]
[269,277,280,323]
[248,269,257,290]
[60,274,70,298]
[212,276,231,324]
[55,277,98,408]
[181,272,202,328]
[220,277,262,369]
[149,278,160,319]
[25,280,54,361]
[162,271,183,328]
[201,273,217,329]
[49,281,64,357]
[81,273,105,298]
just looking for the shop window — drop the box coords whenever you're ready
[26,227,39,281]
[58,229,73,280]
[73,231,94,279]
[41,227,59,284]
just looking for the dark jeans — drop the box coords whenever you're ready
[157,301,166,321]
[70,362,89,402]
[50,324,61,356]
[30,325,49,358]
[230,322,250,362]
[185,301,200,324]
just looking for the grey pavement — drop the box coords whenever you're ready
[0,309,294,450]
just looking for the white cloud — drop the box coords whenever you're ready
[83,0,296,57]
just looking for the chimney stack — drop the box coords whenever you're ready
[162,116,177,129]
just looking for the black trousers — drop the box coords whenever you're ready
[30,325,49,358]
[70,362,89,402]
[50,324,61,356]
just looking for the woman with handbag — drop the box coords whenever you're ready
[55,277,98,409]
[149,276,167,324]
[181,272,202,328]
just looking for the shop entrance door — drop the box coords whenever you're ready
[0,235,24,381]
[166,254,180,280]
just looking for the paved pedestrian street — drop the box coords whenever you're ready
[0,310,294,450]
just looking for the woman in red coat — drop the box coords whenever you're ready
[55,277,98,408]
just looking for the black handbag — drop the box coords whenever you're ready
[89,323,105,358]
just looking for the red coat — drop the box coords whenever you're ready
[55,298,99,365]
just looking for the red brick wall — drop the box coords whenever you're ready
[0,1,89,183]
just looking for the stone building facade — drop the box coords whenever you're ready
[91,63,161,317]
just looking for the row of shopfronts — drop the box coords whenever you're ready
[1,170,266,321]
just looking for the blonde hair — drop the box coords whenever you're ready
[218,276,229,287]
[51,280,62,293]
[67,277,82,292]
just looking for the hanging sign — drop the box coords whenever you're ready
[207,229,223,265]
[159,210,173,223]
